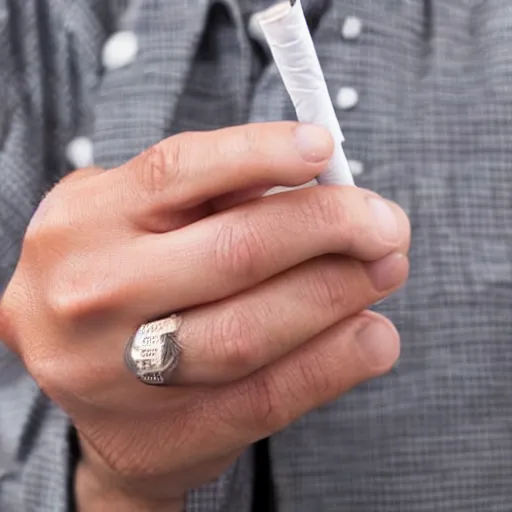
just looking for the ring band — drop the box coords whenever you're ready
[124,314,182,385]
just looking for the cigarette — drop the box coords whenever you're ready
[258,0,354,186]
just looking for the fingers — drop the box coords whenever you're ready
[101,312,399,475]
[101,122,334,229]
[172,252,408,384]
[131,185,410,319]
[207,311,400,449]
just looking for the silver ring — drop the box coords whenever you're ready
[124,314,182,385]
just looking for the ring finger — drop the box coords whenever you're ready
[171,251,408,385]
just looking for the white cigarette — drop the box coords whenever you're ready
[258,0,354,186]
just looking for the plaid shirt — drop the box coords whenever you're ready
[1,1,512,510]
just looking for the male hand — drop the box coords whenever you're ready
[0,122,410,510]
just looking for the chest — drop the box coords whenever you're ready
[89,0,512,255]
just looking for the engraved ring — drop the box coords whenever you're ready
[124,314,182,385]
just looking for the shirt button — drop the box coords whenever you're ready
[66,137,94,169]
[341,16,363,40]
[102,31,139,71]
[348,159,365,177]
[336,87,359,110]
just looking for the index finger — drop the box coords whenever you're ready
[100,122,334,227]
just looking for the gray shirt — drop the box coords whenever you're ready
[1,0,512,510]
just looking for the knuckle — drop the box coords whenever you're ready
[24,195,72,250]
[46,261,114,323]
[303,259,348,316]
[135,132,201,211]
[301,187,349,234]
[135,135,192,207]
[214,306,261,374]
[294,352,334,401]
[24,172,101,256]
[136,143,170,203]
[236,124,259,155]
[164,133,190,184]
[24,351,70,399]
[244,375,291,432]
[240,353,339,434]
[213,217,267,280]
[46,285,93,322]
[23,345,103,405]
[23,221,47,255]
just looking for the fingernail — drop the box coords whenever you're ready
[356,318,399,369]
[366,253,408,292]
[294,124,333,163]
[366,197,399,242]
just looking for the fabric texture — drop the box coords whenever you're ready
[1,0,512,511]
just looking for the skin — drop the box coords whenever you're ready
[0,122,410,510]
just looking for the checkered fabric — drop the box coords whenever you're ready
[1,1,512,510]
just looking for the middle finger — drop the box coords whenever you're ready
[128,185,409,320]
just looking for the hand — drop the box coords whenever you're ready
[0,122,410,509]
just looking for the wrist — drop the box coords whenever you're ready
[75,461,185,512]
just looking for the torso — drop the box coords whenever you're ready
[1,1,512,510]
